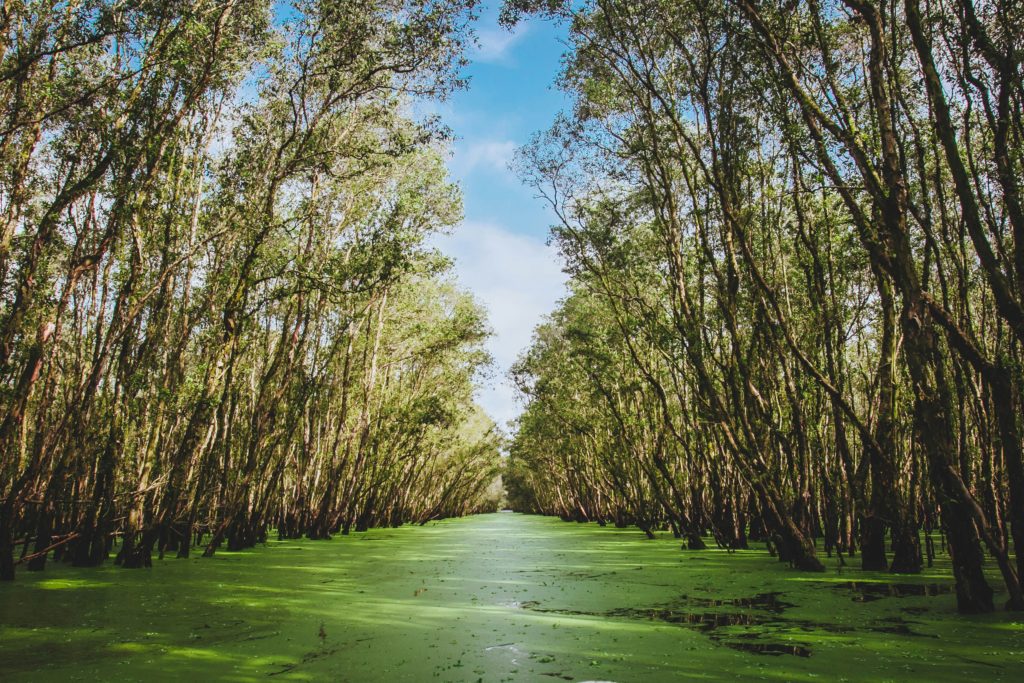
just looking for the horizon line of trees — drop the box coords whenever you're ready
[503,0,1024,614]
[0,0,502,581]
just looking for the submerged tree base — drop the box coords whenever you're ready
[0,513,1020,682]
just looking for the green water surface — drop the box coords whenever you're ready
[1,512,1021,681]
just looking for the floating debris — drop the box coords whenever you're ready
[722,642,812,657]
[837,582,954,602]
[521,594,815,657]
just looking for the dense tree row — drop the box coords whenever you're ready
[504,0,1023,613]
[0,0,502,581]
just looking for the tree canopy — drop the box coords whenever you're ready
[505,0,1024,614]
[0,0,502,580]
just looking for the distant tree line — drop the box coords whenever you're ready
[504,0,1024,614]
[0,0,502,581]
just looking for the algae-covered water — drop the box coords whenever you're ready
[1,512,1021,681]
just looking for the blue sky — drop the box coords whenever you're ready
[432,5,571,430]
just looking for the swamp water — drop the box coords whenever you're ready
[1,512,1021,681]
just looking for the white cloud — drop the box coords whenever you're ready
[454,139,517,177]
[433,220,567,430]
[473,23,530,64]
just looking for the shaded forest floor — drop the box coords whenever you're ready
[0,512,1021,681]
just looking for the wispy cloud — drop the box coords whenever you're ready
[433,220,567,429]
[473,23,530,64]
[454,139,517,177]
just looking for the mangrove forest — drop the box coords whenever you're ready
[1,0,1023,680]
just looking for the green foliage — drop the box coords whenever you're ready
[0,0,498,578]
[507,0,1024,611]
